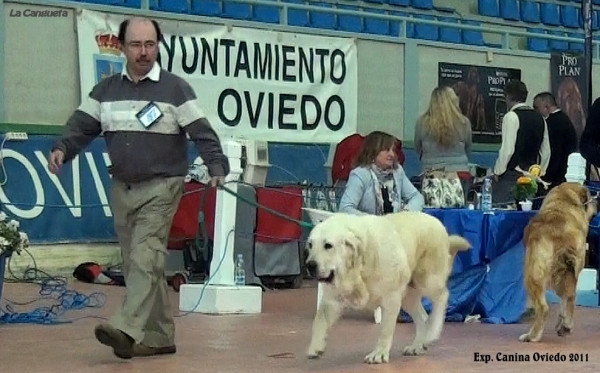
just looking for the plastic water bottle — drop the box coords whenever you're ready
[234,254,245,286]
[481,177,493,214]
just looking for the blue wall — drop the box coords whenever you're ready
[2,135,497,244]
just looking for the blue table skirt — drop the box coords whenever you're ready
[425,209,536,274]
[400,209,537,324]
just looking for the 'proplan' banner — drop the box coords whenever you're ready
[76,9,358,143]
[550,52,589,142]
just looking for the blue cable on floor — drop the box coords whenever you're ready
[0,230,229,323]
[0,258,107,325]
[0,181,307,324]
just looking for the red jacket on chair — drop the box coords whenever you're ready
[331,134,405,185]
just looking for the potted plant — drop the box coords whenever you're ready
[514,176,537,210]
[0,211,29,258]
[513,165,542,211]
[0,211,29,303]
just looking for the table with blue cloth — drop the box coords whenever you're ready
[399,209,536,325]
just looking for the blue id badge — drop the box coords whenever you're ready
[136,101,163,129]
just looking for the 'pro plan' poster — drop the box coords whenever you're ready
[550,52,588,142]
[438,62,521,144]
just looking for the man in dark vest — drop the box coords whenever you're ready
[492,80,551,204]
[533,91,577,189]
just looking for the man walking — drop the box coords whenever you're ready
[533,91,577,189]
[48,17,229,359]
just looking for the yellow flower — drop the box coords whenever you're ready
[517,176,533,185]
[528,164,542,177]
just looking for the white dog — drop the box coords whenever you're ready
[305,211,470,364]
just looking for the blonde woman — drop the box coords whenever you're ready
[414,86,473,203]
[415,86,473,172]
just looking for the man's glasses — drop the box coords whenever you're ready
[126,41,158,50]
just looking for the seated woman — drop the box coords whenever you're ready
[339,131,424,215]
[414,86,473,203]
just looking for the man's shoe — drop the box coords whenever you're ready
[133,344,177,357]
[94,323,135,359]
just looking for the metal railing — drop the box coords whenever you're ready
[197,0,599,57]
[11,0,600,57]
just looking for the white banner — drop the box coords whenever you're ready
[76,9,358,143]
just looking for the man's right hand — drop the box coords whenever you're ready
[48,149,65,174]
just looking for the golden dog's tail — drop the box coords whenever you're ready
[551,247,578,290]
[448,235,471,255]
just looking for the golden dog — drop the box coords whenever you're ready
[305,211,470,364]
[519,182,597,343]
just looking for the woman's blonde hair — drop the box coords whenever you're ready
[354,131,398,168]
[418,86,470,148]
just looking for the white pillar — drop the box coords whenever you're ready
[209,141,242,286]
[565,152,587,185]
[179,140,262,314]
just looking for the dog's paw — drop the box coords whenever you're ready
[555,315,564,331]
[306,341,326,359]
[554,315,572,337]
[518,333,531,342]
[306,349,324,359]
[402,343,428,356]
[556,324,572,337]
[364,348,390,364]
[518,333,540,342]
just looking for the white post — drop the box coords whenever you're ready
[565,152,587,185]
[209,141,242,286]
[179,140,263,314]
